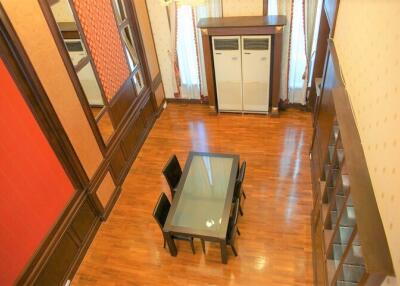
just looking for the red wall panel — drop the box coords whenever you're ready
[0,59,75,285]
[73,0,129,101]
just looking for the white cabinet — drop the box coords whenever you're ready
[242,36,271,112]
[212,36,242,112]
[212,35,271,114]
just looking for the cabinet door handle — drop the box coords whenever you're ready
[232,57,238,60]
[244,52,251,55]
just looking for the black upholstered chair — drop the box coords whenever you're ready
[162,155,182,198]
[233,161,247,216]
[152,192,195,254]
[200,198,240,257]
[237,161,247,199]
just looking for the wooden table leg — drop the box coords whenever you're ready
[220,240,228,264]
[164,232,177,256]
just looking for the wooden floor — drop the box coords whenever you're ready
[73,104,314,286]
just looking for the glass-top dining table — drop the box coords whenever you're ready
[163,151,239,264]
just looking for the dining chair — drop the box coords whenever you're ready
[152,192,196,254]
[162,154,182,199]
[233,161,247,216]
[200,198,241,257]
[237,161,247,199]
[233,179,244,216]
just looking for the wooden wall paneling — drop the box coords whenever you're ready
[271,29,283,115]
[34,198,101,285]
[110,144,128,183]
[153,74,165,108]
[34,229,80,285]
[95,172,116,209]
[121,108,146,159]
[109,78,137,127]
[141,95,155,127]
[70,199,97,242]
[201,31,216,108]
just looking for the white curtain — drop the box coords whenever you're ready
[195,0,222,98]
[268,0,278,15]
[288,0,307,104]
[176,5,200,99]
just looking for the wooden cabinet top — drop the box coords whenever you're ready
[198,15,286,29]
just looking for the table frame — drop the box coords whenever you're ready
[163,151,239,264]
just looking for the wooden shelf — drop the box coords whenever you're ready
[326,259,336,284]
[315,77,323,97]
[310,39,395,286]
[331,42,394,276]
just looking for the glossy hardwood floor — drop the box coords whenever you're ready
[73,104,314,285]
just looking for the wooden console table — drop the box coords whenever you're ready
[198,15,286,115]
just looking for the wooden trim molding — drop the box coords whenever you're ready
[263,0,268,16]
[166,98,204,104]
[151,72,162,92]
[198,16,286,114]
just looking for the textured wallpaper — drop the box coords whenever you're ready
[222,0,263,17]
[73,0,129,101]
[335,1,400,284]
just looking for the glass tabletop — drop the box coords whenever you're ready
[164,152,239,238]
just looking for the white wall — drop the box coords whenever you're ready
[334,1,400,284]
[222,0,263,17]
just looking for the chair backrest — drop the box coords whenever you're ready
[227,199,240,243]
[233,179,242,200]
[162,155,182,191]
[152,192,171,230]
[237,161,246,184]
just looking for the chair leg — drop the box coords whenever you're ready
[163,238,166,248]
[237,227,241,236]
[200,239,206,254]
[231,244,238,256]
[190,238,195,254]
[242,189,246,199]
[239,204,244,216]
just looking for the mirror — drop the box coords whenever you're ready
[112,0,127,24]
[111,0,145,95]
[49,0,115,144]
